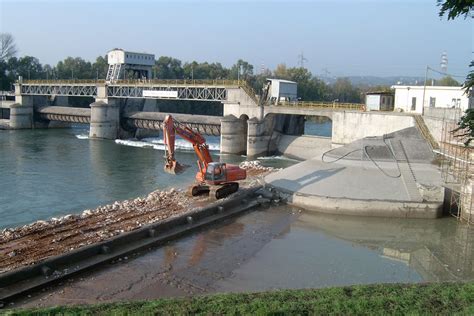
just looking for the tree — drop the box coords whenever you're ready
[438,1,474,146]
[55,57,92,79]
[330,78,362,103]
[437,0,473,20]
[436,76,460,86]
[154,56,184,79]
[7,56,43,80]
[92,55,108,79]
[229,59,253,80]
[0,33,17,61]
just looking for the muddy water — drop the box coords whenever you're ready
[17,205,473,308]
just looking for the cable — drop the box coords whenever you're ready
[321,134,402,178]
[427,66,467,79]
[321,147,362,163]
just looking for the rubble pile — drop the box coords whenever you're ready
[239,160,280,176]
[0,188,191,274]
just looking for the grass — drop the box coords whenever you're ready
[3,283,473,315]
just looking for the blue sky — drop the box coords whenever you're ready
[0,0,472,77]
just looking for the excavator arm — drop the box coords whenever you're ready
[163,114,213,175]
[163,114,246,199]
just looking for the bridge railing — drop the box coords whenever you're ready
[21,79,106,84]
[274,101,365,111]
[20,79,251,86]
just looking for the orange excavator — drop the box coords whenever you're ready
[163,114,247,199]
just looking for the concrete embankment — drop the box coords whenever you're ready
[265,127,445,218]
[276,135,331,160]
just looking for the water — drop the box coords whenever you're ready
[20,204,474,307]
[3,125,473,308]
[0,127,295,229]
[304,120,332,137]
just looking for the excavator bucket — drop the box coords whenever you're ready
[164,160,187,175]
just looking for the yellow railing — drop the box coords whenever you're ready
[20,79,250,86]
[21,79,106,84]
[275,101,365,111]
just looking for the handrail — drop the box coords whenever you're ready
[275,101,365,111]
[20,79,248,86]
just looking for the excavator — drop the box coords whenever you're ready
[162,114,247,199]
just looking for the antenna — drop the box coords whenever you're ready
[440,51,448,73]
[297,51,308,68]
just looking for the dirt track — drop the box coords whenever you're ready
[0,162,276,274]
[0,189,195,274]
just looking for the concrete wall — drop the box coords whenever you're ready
[332,112,415,145]
[277,135,332,160]
[226,88,258,107]
[422,107,463,144]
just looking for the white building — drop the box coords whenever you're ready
[365,92,394,111]
[392,85,470,114]
[106,48,155,81]
[267,78,298,103]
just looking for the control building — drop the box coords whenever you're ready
[106,49,155,82]
[266,78,298,104]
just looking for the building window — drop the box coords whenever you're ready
[430,97,436,108]
[452,98,461,108]
[381,96,385,104]
[411,97,417,111]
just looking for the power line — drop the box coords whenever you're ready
[427,66,467,78]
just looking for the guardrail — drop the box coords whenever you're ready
[275,101,365,111]
[20,79,250,86]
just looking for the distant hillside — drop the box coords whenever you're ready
[320,76,426,87]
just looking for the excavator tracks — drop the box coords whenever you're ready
[210,182,239,200]
[190,183,239,200]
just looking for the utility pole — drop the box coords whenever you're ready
[297,51,308,68]
[422,65,429,115]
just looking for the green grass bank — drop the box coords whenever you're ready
[3,283,473,315]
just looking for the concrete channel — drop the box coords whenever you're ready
[0,186,268,307]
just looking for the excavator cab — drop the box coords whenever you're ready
[204,162,226,183]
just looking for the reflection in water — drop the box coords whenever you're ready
[296,212,474,282]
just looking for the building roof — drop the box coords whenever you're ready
[391,85,463,91]
[266,78,297,84]
[366,91,394,95]
[108,48,155,56]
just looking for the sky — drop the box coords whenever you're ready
[0,0,472,78]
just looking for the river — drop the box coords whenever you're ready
[1,123,473,308]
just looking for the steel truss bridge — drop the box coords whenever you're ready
[19,79,253,102]
[35,106,221,135]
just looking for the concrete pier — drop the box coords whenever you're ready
[9,103,33,129]
[220,115,247,155]
[89,101,120,139]
[247,118,270,157]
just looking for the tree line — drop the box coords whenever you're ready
[0,32,463,104]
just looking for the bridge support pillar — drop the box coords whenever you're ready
[220,115,247,155]
[10,103,33,129]
[11,85,34,129]
[247,118,269,158]
[89,101,120,139]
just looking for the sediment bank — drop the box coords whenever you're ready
[0,161,275,275]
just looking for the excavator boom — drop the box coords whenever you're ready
[162,114,246,199]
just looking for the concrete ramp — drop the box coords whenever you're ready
[265,127,444,218]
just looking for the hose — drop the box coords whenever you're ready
[321,134,402,178]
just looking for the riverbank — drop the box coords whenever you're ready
[0,161,274,274]
[4,282,473,315]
